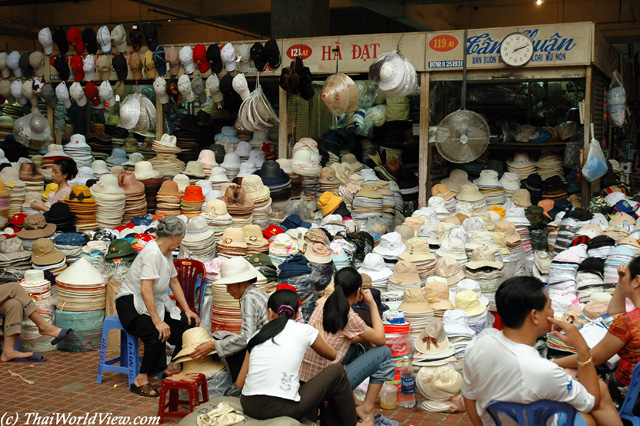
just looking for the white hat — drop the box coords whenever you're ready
[357,252,393,282]
[237,161,257,178]
[178,74,195,102]
[214,256,257,285]
[206,74,223,103]
[7,51,21,78]
[83,54,95,81]
[11,80,27,105]
[248,150,265,168]
[373,232,406,258]
[153,77,169,104]
[179,46,195,74]
[99,80,115,105]
[69,82,87,107]
[442,309,475,336]
[455,278,489,306]
[232,73,250,101]
[235,141,251,157]
[110,24,127,53]
[220,43,236,72]
[0,52,9,79]
[55,82,71,108]
[97,26,112,54]
[38,27,54,55]
[92,160,109,175]
[236,43,251,73]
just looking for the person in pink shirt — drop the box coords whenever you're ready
[31,158,77,212]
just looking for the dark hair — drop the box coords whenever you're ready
[496,277,548,328]
[629,256,640,280]
[246,289,299,353]
[322,267,362,334]
[53,158,78,181]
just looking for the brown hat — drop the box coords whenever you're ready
[129,52,142,80]
[17,214,56,239]
[18,162,44,182]
[31,238,65,266]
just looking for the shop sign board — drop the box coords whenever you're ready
[426,22,592,71]
[281,33,426,74]
[593,24,619,76]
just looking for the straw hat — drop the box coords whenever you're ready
[241,175,270,203]
[183,216,214,243]
[416,366,462,400]
[243,224,268,246]
[172,327,216,362]
[321,72,359,116]
[455,290,486,316]
[134,161,162,180]
[219,228,247,248]
[305,243,333,264]
[398,288,432,313]
[512,189,532,208]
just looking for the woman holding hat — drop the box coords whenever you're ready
[300,267,394,422]
[237,288,368,426]
[115,216,200,397]
[31,158,78,213]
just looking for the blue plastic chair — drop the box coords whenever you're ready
[96,315,142,386]
[619,362,640,425]
[486,400,577,426]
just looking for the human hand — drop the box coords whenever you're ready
[190,341,216,360]
[185,310,201,327]
[361,289,375,306]
[155,321,171,342]
[547,317,588,352]
[618,264,628,281]
[30,200,44,210]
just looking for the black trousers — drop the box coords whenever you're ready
[240,364,357,426]
[116,295,194,376]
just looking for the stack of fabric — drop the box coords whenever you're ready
[241,175,272,229]
[118,171,147,223]
[63,185,97,232]
[506,152,536,181]
[200,200,233,242]
[244,224,269,255]
[220,153,241,181]
[377,181,396,222]
[352,184,383,220]
[19,162,45,194]
[90,174,126,229]
[338,174,363,210]
[181,185,206,218]
[387,260,421,292]
[465,245,504,310]
[576,257,605,303]
[358,253,393,291]
[474,170,504,207]
[40,144,69,180]
[31,238,67,276]
[43,203,76,234]
[180,216,216,261]
[217,228,248,258]
[547,250,581,299]
[150,134,186,177]
[155,181,182,216]
[399,237,436,282]
[55,257,105,311]
[255,161,291,204]
[17,270,56,352]
[603,246,635,294]
[499,172,521,201]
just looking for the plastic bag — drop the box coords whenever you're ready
[608,71,626,127]
[120,93,157,132]
[582,124,608,182]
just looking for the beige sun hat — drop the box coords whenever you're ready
[305,243,333,264]
[465,245,504,270]
[416,365,462,400]
[455,290,486,316]
[398,288,432,313]
[241,174,270,203]
[214,256,257,285]
[456,183,484,202]
[399,237,436,263]
[423,280,455,311]
[415,319,449,355]
[172,327,217,363]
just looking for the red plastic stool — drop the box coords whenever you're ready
[157,372,209,423]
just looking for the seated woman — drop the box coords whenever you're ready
[299,267,394,422]
[237,288,369,426]
[555,257,640,404]
[31,158,77,212]
[1,282,73,362]
[115,216,200,397]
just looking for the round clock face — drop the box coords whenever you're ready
[500,32,534,67]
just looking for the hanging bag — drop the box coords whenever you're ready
[582,123,608,182]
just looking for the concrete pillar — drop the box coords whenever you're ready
[271,0,330,38]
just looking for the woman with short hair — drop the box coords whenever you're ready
[115,216,200,397]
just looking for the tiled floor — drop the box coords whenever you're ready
[0,350,472,426]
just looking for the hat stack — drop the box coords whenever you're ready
[339,174,364,210]
[436,237,468,267]
[387,260,422,292]
[416,365,462,409]
[376,181,396,222]
[357,253,393,291]
[244,224,269,255]
[473,170,504,207]
[442,309,475,358]
[0,183,9,226]
[0,238,31,269]
[399,238,437,282]
[40,144,69,180]
[197,150,217,178]
[398,288,435,337]
[506,152,536,180]
[104,239,138,264]
[181,185,206,218]
[536,153,565,183]
[184,161,206,184]
[31,238,67,276]
[64,185,98,232]
[431,184,457,214]
[138,138,156,160]
[441,170,470,194]
[373,232,406,265]
[137,173,164,215]
[123,152,145,172]
[413,321,456,366]
[1,167,26,216]
[214,126,241,154]
[200,200,232,242]
[149,134,186,177]
[18,162,44,193]
[17,214,56,248]
[54,233,86,263]
[118,171,147,223]
[576,257,605,303]
[319,167,340,195]
[220,153,241,181]
[455,290,488,334]
[90,174,126,229]
[455,184,486,214]
[542,176,568,201]
[255,161,291,203]
[105,148,128,169]
[155,181,182,216]
[43,203,76,234]
[587,235,616,259]
[435,257,466,294]
[499,172,522,201]
[465,245,504,310]
[603,246,636,294]
[241,175,272,229]
[207,166,230,192]
[428,197,450,221]
[217,227,248,258]
[547,250,581,299]
[423,279,455,318]
[180,216,216,261]
[268,233,299,265]
[219,186,255,227]
[352,183,383,219]
[55,257,105,311]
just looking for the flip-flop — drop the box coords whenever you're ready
[10,354,48,363]
[373,414,399,426]
[51,328,74,345]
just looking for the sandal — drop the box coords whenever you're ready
[130,383,160,398]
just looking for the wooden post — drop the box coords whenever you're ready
[582,66,593,208]
[156,93,163,139]
[418,72,430,208]
[278,87,288,159]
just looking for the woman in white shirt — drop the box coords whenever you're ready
[115,216,200,397]
[237,289,370,426]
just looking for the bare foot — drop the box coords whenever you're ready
[360,419,374,426]
[163,362,181,376]
[38,323,62,339]
[0,349,34,362]
[356,405,374,422]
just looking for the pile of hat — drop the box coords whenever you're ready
[63,185,97,232]
[399,237,437,282]
[43,202,76,233]
[55,257,105,311]
[31,238,67,276]
[105,148,128,169]
[465,246,504,310]
[197,149,217,178]
[156,181,182,216]
[149,134,186,177]
[40,144,69,180]
[291,139,322,199]
[0,237,30,269]
[217,228,248,258]
[255,160,291,206]
[1,167,26,216]
[90,174,126,229]
[244,224,269,255]
[219,185,254,227]
[499,172,521,201]
[135,162,164,214]
[200,200,233,241]
[506,152,537,180]
[118,171,147,223]
[397,288,434,337]
[474,170,505,207]
[181,185,206,218]
[180,216,216,260]
[241,175,272,229]
[352,183,383,220]
[455,183,486,215]
[220,152,241,181]
[18,162,44,194]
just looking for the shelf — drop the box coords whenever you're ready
[487,141,570,149]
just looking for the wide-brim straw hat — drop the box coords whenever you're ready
[172,327,217,362]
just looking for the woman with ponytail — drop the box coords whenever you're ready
[300,267,394,422]
[237,289,368,426]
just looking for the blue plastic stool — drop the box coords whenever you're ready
[486,400,577,426]
[96,315,141,386]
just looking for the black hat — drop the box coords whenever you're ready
[260,160,282,178]
[264,38,281,69]
[587,235,615,249]
[577,257,605,275]
[568,208,593,222]
[207,44,222,74]
[143,22,159,50]
[19,52,34,79]
[52,28,69,55]
[82,27,98,54]
[129,26,143,51]
[485,159,504,176]
[112,53,128,81]
[219,73,240,113]
[525,173,543,190]
[209,144,226,164]
[41,84,58,109]
[53,55,70,81]
[0,135,28,162]
[250,42,267,72]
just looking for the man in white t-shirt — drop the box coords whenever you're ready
[462,276,622,426]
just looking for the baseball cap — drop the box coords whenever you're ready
[97,26,112,54]
[153,77,169,104]
[206,74,223,103]
[113,81,128,101]
[53,55,70,81]
[111,25,127,53]
[129,52,142,80]
[41,83,57,109]
[10,80,27,105]
[0,52,9,78]
[99,80,115,106]
[220,43,236,72]
[38,28,54,55]
[19,52,34,79]
[83,54,95,81]
[22,79,37,105]
[193,43,209,73]
[129,25,143,51]
[112,53,128,81]
[32,77,45,94]
[52,28,69,55]
[84,81,100,106]
[70,54,85,82]
[179,45,194,74]
[55,82,72,108]
[264,38,281,69]
[236,43,251,73]
[191,75,206,103]
[142,50,156,79]
[250,42,267,72]
[153,46,166,76]
[96,54,112,80]
[207,44,222,73]
[166,46,180,75]
[70,81,87,106]
[29,51,45,77]
[82,27,98,54]
[66,27,85,54]
[178,75,195,102]
[143,22,159,50]
[7,51,21,77]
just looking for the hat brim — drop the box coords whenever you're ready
[399,301,432,313]
[459,304,486,317]
[415,337,450,355]
[32,251,65,266]
[466,260,503,270]
[214,268,257,285]
[17,223,56,239]
[173,341,217,361]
